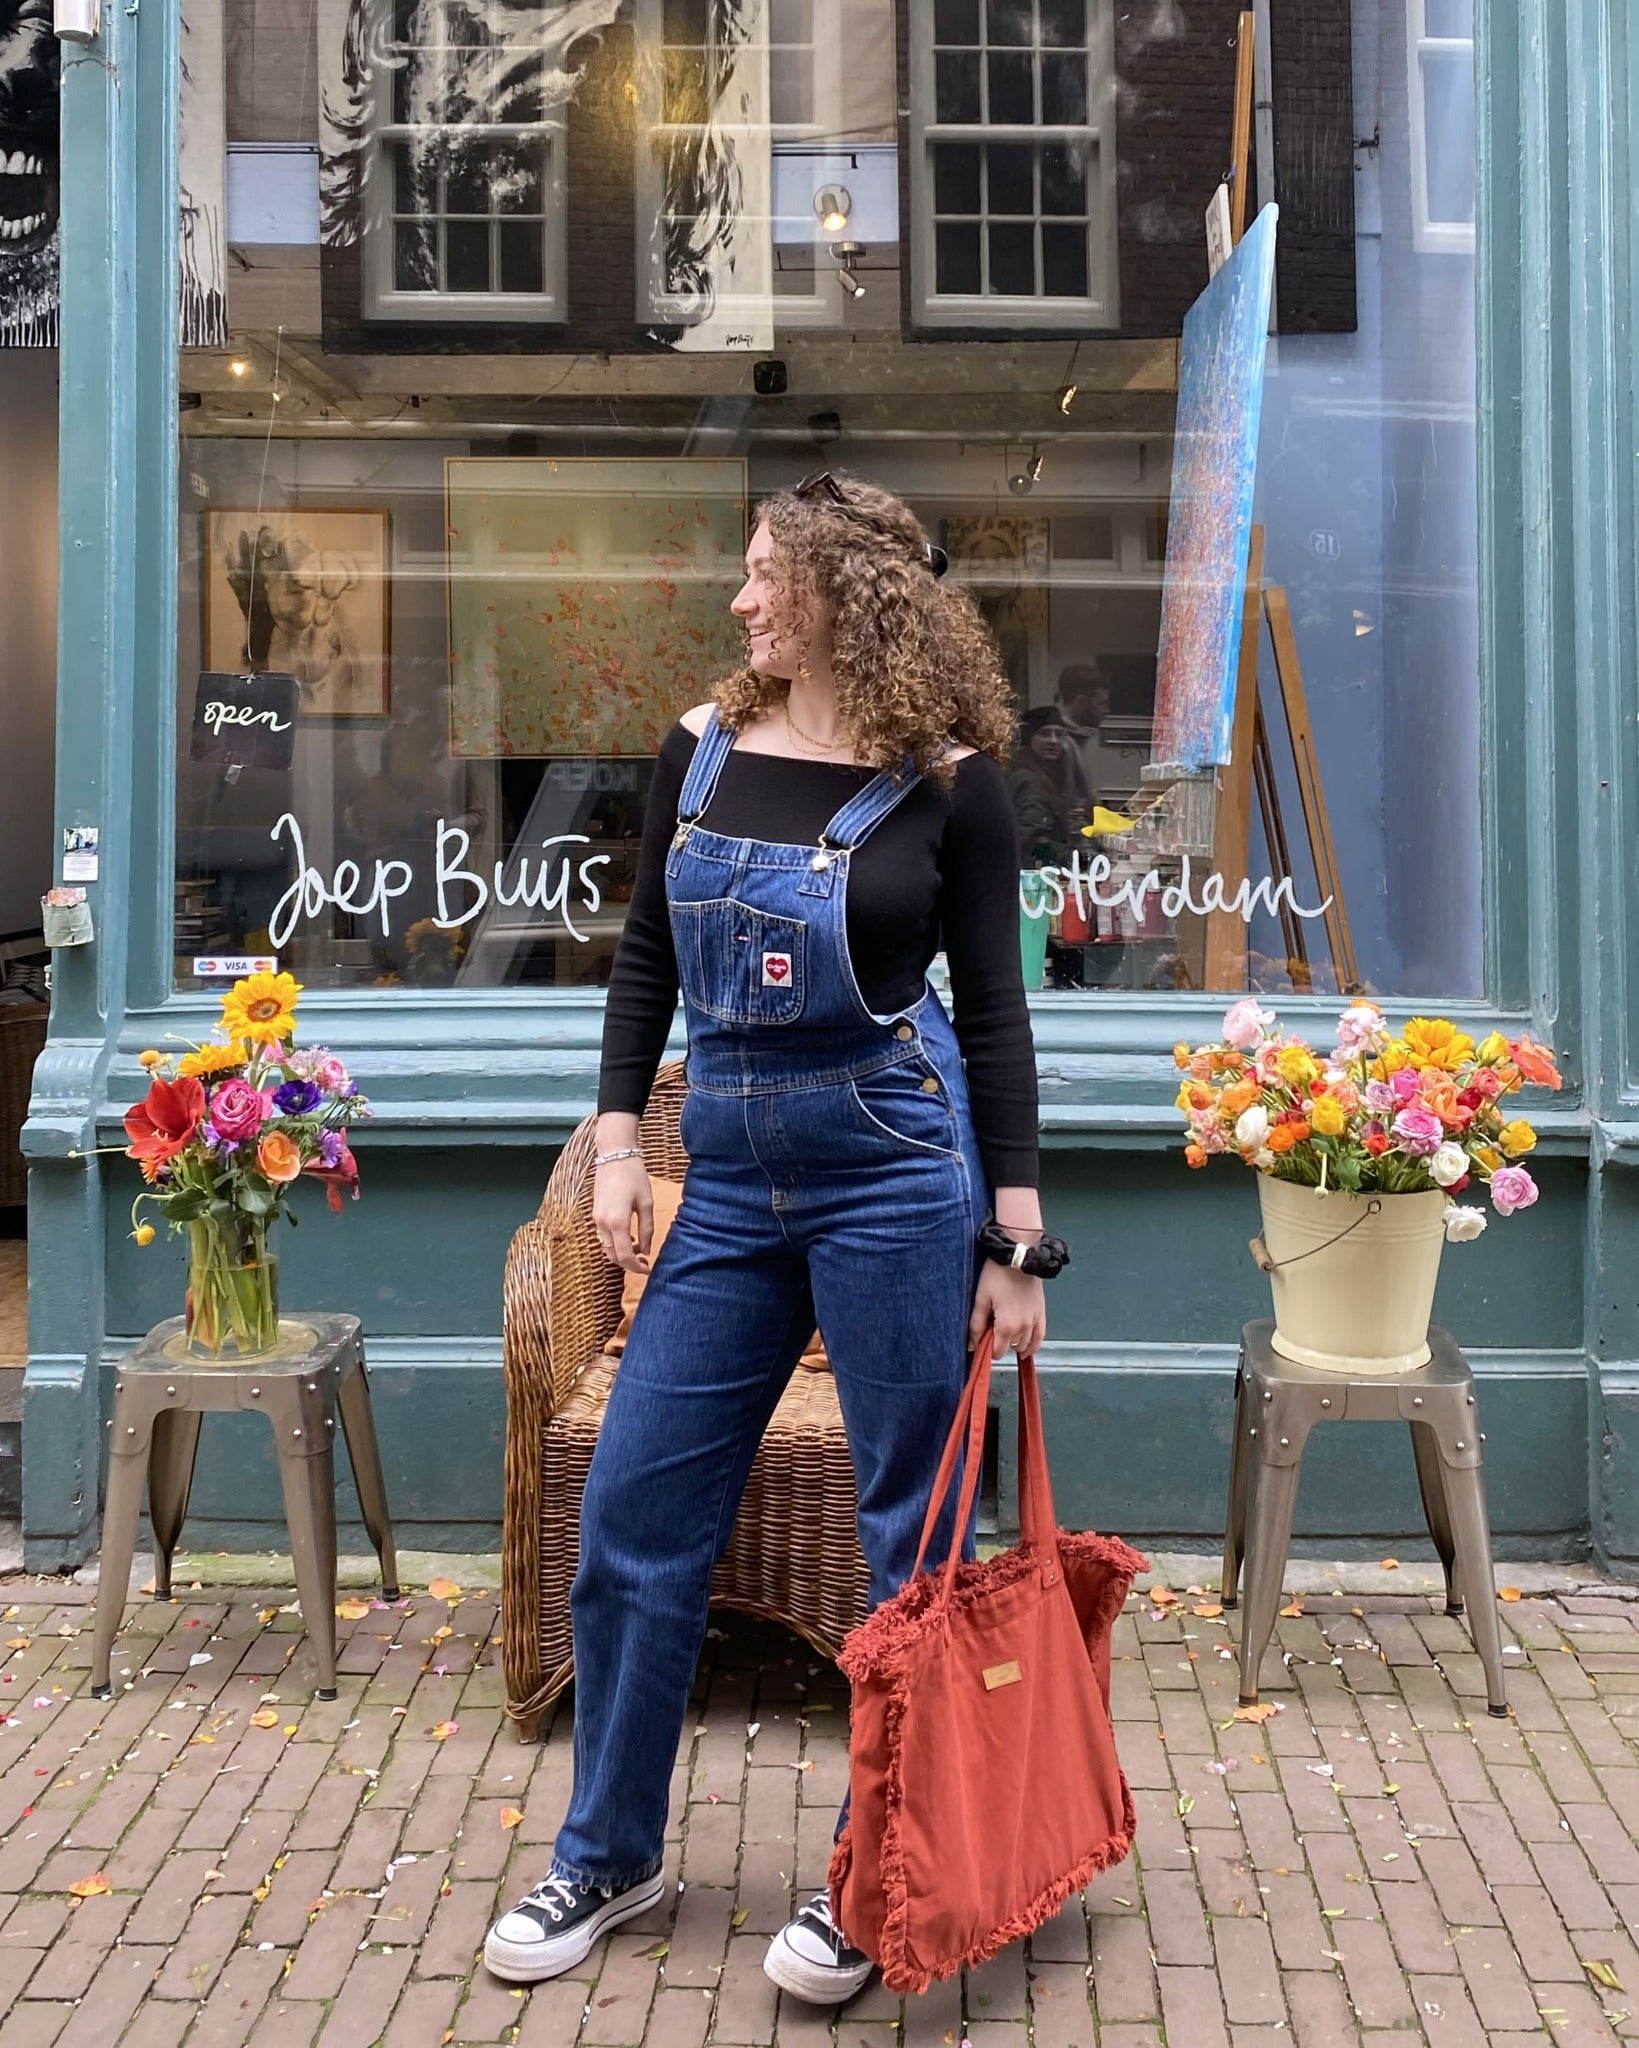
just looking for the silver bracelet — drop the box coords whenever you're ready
[594,1146,644,1168]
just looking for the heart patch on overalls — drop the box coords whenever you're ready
[762,952,793,986]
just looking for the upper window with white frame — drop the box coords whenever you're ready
[362,0,567,323]
[1405,0,1475,254]
[909,0,1118,330]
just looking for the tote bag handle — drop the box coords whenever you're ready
[911,1335,1065,1607]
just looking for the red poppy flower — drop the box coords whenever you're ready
[124,1075,206,1169]
[303,1136,360,1213]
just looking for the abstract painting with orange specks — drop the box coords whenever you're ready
[445,457,748,759]
[1150,203,1279,774]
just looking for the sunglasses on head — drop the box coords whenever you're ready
[792,472,949,578]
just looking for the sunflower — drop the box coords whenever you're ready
[221,971,302,1046]
[176,1038,249,1079]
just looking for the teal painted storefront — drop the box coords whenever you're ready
[21,1,1639,1570]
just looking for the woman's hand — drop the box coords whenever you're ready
[969,1261,1047,1359]
[591,1115,654,1274]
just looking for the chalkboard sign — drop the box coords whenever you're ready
[191,671,299,770]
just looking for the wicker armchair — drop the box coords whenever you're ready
[502,1060,870,1741]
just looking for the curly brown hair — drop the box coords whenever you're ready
[713,474,1016,781]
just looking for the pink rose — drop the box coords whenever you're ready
[1468,1067,1505,1100]
[314,1056,352,1094]
[1489,1164,1539,1218]
[209,1076,273,1143]
[1390,1066,1422,1103]
[1222,998,1275,1051]
[1333,1002,1386,1056]
[1390,1105,1443,1156]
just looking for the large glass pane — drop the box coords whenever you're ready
[177,0,1483,1008]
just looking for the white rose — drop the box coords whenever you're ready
[1235,1105,1271,1151]
[1429,1142,1468,1188]
[1443,1203,1488,1242]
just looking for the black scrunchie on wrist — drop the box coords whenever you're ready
[977,1219,1071,1280]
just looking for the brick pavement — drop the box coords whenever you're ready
[3,1570,1639,2044]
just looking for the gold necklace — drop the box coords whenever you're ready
[783,698,848,752]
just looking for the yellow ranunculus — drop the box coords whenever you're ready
[221,970,301,1047]
[1309,1095,1348,1138]
[132,1222,156,1246]
[1371,1041,1411,1079]
[1498,1120,1537,1157]
[1277,1045,1318,1089]
[137,1049,164,1069]
[177,1038,248,1079]
[1175,1080,1198,1113]
[1474,1144,1503,1173]
[1476,1031,1510,1063]
[1173,1042,1192,1070]
[1403,1017,1476,1073]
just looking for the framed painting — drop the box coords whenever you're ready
[203,507,392,719]
[1149,203,1279,774]
[444,456,748,758]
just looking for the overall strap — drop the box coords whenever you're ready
[818,757,922,852]
[675,706,736,823]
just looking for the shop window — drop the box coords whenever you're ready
[1405,0,1475,254]
[908,0,1118,330]
[176,0,1483,1004]
[360,0,567,321]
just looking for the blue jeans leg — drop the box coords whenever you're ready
[551,1173,816,1890]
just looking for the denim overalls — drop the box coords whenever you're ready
[552,710,989,1891]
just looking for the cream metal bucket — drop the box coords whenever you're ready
[1253,1177,1448,1375]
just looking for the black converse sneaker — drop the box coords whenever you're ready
[484,1870,666,1983]
[763,1891,876,2005]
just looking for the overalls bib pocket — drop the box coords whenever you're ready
[671,898,808,1027]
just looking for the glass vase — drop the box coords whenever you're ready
[184,1218,280,1361]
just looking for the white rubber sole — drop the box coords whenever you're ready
[762,1925,876,2006]
[483,1871,666,1983]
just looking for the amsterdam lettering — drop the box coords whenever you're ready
[267,813,611,948]
[1021,850,1334,926]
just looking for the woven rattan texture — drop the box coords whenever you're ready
[502,1062,871,1738]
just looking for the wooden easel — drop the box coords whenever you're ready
[1200,20,1359,994]
[1202,526,1358,993]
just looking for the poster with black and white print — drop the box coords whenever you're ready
[0,0,226,349]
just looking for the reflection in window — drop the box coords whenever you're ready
[362,0,566,318]
[911,0,1117,326]
[1406,0,1475,253]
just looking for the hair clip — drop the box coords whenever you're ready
[925,543,949,579]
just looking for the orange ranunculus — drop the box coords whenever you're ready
[1186,1082,1214,1111]
[1173,1043,1192,1070]
[1364,1129,1389,1155]
[1510,1036,1563,1090]
[1266,1124,1301,1155]
[1185,1143,1208,1169]
[1219,1080,1259,1117]
[1189,1051,1217,1081]
[1219,1049,1245,1072]
[256,1130,303,1184]
[124,1074,206,1171]
[1421,1078,1472,1131]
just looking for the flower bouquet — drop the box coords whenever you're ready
[124,971,369,1360]
[1175,1000,1562,1372]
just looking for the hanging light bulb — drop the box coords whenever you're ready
[814,184,853,234]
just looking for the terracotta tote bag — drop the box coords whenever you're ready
[829,1333,1145,1993]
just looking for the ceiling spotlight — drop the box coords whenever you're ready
[228,356,250,378]
[1008,447,1045,496]
[814,183,852,234]
[830,240,867,299]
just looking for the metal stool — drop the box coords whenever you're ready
[89,1313,398,1702]
[1222,1319,1508,1718]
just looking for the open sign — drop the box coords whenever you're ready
[190,671,299,771]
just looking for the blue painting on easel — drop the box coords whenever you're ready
[1150,203,1279,773]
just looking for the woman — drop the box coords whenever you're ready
[1006,703,1086,867]
[484,474,1052,2005]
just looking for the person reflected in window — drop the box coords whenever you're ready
[1057,662,1111,802]
[1007,704,1083,866]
